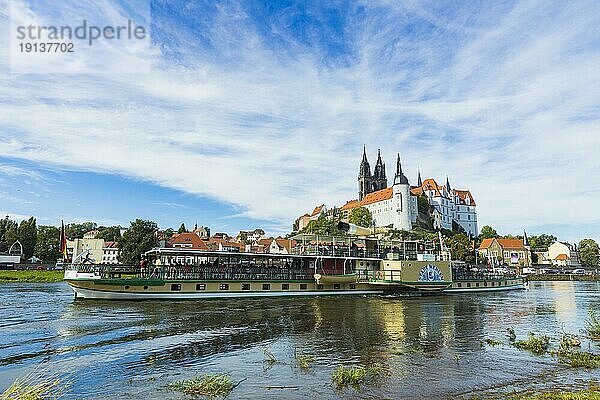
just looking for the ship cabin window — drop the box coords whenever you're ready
[476,283,479,287]
[242,283,251,291]
[124,285,130,289]
[484,282,488,287]
[299,284,307,290]
[349,284,356,289]
[196,284,206,291]
[143,286,148,290]
[282,283,289,290]
[467,283,471,288]
[219,283,229,290]
[171,284,181,291]
[262,283,271,290]
[457,283,462,288]
[333,284,341,290]
[504,281,507,286]
[317,284,324,290]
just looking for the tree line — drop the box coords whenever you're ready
[0,216,160,265]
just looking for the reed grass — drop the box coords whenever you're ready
[168,374,235,398]
[331,364,382,389]
[586,309,600,340]
[1,370,69,400]
[294,352,315,370]
[0,270,63,283]
[554,350,600,369]
[484,338,503,347]
[513,333,550,355]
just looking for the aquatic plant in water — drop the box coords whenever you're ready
[513,333,550,355]
[294,351,315,370]
[553,350,600,369]
[168,374,235,398]
[331,364,382,389]
[484,338,503,347]
[1,370,69,400]
[586,309,600,340]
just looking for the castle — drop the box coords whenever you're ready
[296,147,478,236]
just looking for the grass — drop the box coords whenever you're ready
[586,309,600,340]
[331,364,383,389]
[1,370,69,400]
[559,333,581,350]
[0,270,63,283]
[513,333,550,355]
[510,387,600,399]
[484,338,503,347]
[168,374,236,398]
[294,350,315,370]
[553,350,600,369]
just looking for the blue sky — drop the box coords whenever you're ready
[0,0,599,242]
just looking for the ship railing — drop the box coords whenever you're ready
[357,270,403,282]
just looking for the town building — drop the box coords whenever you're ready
[477,238,532,267]
[411,177,478,237]
[169,232,209,250]
[254,237,297,254]
[237,229,265,243]
[101,241,120,264]
[546,241,581,268]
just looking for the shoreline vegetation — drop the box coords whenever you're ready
[0,270,64,283]
[527,274,600,282]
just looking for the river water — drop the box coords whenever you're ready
[0,281,598,399]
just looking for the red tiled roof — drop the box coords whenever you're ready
[275,237,297,252]
[496,239,525,249]
[478,238,494,249]
[340,200,360,211]
[170,232,209,250]
[360,187,393,206]
[554,253,570,260]
[311,204,325,216]
[453,189,476,206]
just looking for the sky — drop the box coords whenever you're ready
[0,0,599,242]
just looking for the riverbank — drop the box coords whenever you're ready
[0,270,64,283]
[527,274,600,282]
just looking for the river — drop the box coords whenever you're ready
[0,281,598,399]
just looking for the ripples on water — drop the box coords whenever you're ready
[0,281,598,399]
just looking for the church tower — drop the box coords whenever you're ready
[358,146,373,201]
[392,153,412,230]
[373,149,387,191]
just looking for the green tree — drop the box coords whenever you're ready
[528,234,557,250]
[579,239,599,268]
[301,214,346,236]
[65,222,97,239]
[16,217,37,259]
[34,225,60,263]
[177,223,187,234]
[162,228,175,240]
[480,225,498,239]
[118,219,159,265]
[97,226,122,242]
[348,207,372,228]
[446,233,475,263]
[0,215,18,252]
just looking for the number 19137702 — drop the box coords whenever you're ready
[19,42,74,52]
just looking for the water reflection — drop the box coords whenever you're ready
[0,282,598,399]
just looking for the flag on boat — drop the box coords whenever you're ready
[59,220,68,262]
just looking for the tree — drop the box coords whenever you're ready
[65,222,97,239]
[0,215,18,252]
[118,219,159,265]
[34,225,60,263]
[97,226,122,242]
[528,234,557,250]
[348,207,372,228]
[579,239,599,268]
[301,214,346,236]
[446,233,475,263]
[480,225,498,239]
[17,217,37,259]
[178,223,187,234]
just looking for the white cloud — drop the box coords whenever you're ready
[0,0,598,240]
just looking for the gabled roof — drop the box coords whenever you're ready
[340,199,360,211]
[554,253,570,260]
[275,237,297,252]
[311,204,325,216]
[496,238,526,249]
[478,238,494,249]
[453,189,476,206]
[170,232,209,250]
[360,187,393,206]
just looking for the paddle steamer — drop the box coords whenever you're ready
[64,225,526,300]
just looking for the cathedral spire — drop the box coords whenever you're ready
[446,176,451,192]
[523,229,529,247]
[417,169,422,187]
[393,153,409,185]
[358,146,373,201]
